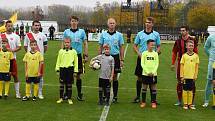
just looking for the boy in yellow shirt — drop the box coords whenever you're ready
[0,39,14,99]
[22,40,44,101]
[55,38,78,104]
[180,40,199,110]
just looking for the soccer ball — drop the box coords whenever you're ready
[90,60,101,70]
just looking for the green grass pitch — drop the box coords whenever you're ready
[0,41,214,121]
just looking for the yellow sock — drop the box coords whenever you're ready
[188,91,193,105]
[182,90,188,105]
[4,81,10,96]
[26,83,31,97]
[33,83,39,97]
[0,81,3,96]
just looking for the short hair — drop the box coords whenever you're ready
[32,20,40,26]
[186,40,194,45]
[5,20,12,26]
[146,17,154,23]
[64,37,71,42]
[30,40,37,44]
[180,25,189,31]
[103,44,110,49]
[147,39,155,44]
[70,16,79,21]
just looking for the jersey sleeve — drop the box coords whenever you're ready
[63,30,68,40]
[9,52,14,60]
[156,32,161,46]
[180,54,185,64]
[55,50,62,71]
[172,40,178,65]
[134,33,140,45]
[119,33,124,46]
[99,32,104,45]
[24,35,29,47]
[141,52,148,74]
[73,51,79,73]
[196,54,200,64]
[81,30,87,41]
[204,35,212,56]
[43,34,48,46]
[39,53,44,62]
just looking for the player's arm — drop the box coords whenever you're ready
[110,58,115,82]
[24,36,28,52]
[24,62,28,78]
[133,34,141,58]
[204,35,211,56]
[152,53,159,75]
[9,53,15,73]
[83,40,88,61]
[194,63,199,80]
[38,54,44,77]
[156,33,161,54]
[141,52,148,75]
[98,32,104,55]
[43,35,48,53]
[74,51,79,73]
[180,56,185,81]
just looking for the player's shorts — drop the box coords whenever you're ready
[26,77,40,83]
[111,54,121,74]
[142,75,157,85]
[0,73,11,81]
[77,54,83,74]
[10,59,18,79]
[59,67,74,84]
[135,57,142,76]
[183,79,194,91]
[99,78,110,88]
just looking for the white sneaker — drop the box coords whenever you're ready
[202,103,209,108]
[189,105,196,110]
[16,94,21,99]
[38,95,44,99]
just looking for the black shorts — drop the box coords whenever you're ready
[99,78,110,88]
[135,57,142,76]
[111,54,121,74]
[77,54,83,74]
[0,73,11,81]
[183,79,194,91]
[142,75,157,85]
[60,67,74,84]
[26,77,40,83]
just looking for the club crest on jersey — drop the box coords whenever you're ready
[114,40,118,45]
[147,57,154,60]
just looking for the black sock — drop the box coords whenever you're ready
[142,89,147,102]
[136,80,142,98]
[60,83,64,98]
[99,87,103,102]
[113,81,118,98]
[151,90,157,103]
[76,79,82,96]
[67,83,72,99]
[106,82,111,103]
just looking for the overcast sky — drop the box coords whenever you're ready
[0,0,145,9]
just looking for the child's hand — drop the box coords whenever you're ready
[120,60,124,67]
[38,72,42,77]
[148,73,153,77]
[180,77,184,83]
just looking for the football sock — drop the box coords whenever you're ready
[188,91,193,105]
[26,83,31,97]
[60,83,64,98]
[33,83,39,97]
[182,90,188,105]
[136,80,142,98]
[76,79,82,96]
[142,89,147,103]
[14,82,20,95]
[0,81,3,96]
[67,84,72,99]
[5,81,10,95]
[177,82,183,102]
[106,82,111,103]
[113,81,118,98]
[192,82,196,105]
[151,90,157,103]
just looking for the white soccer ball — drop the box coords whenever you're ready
[91,60,101,70]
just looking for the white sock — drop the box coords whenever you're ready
[14,82,20,95]
[39,77,43,96]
